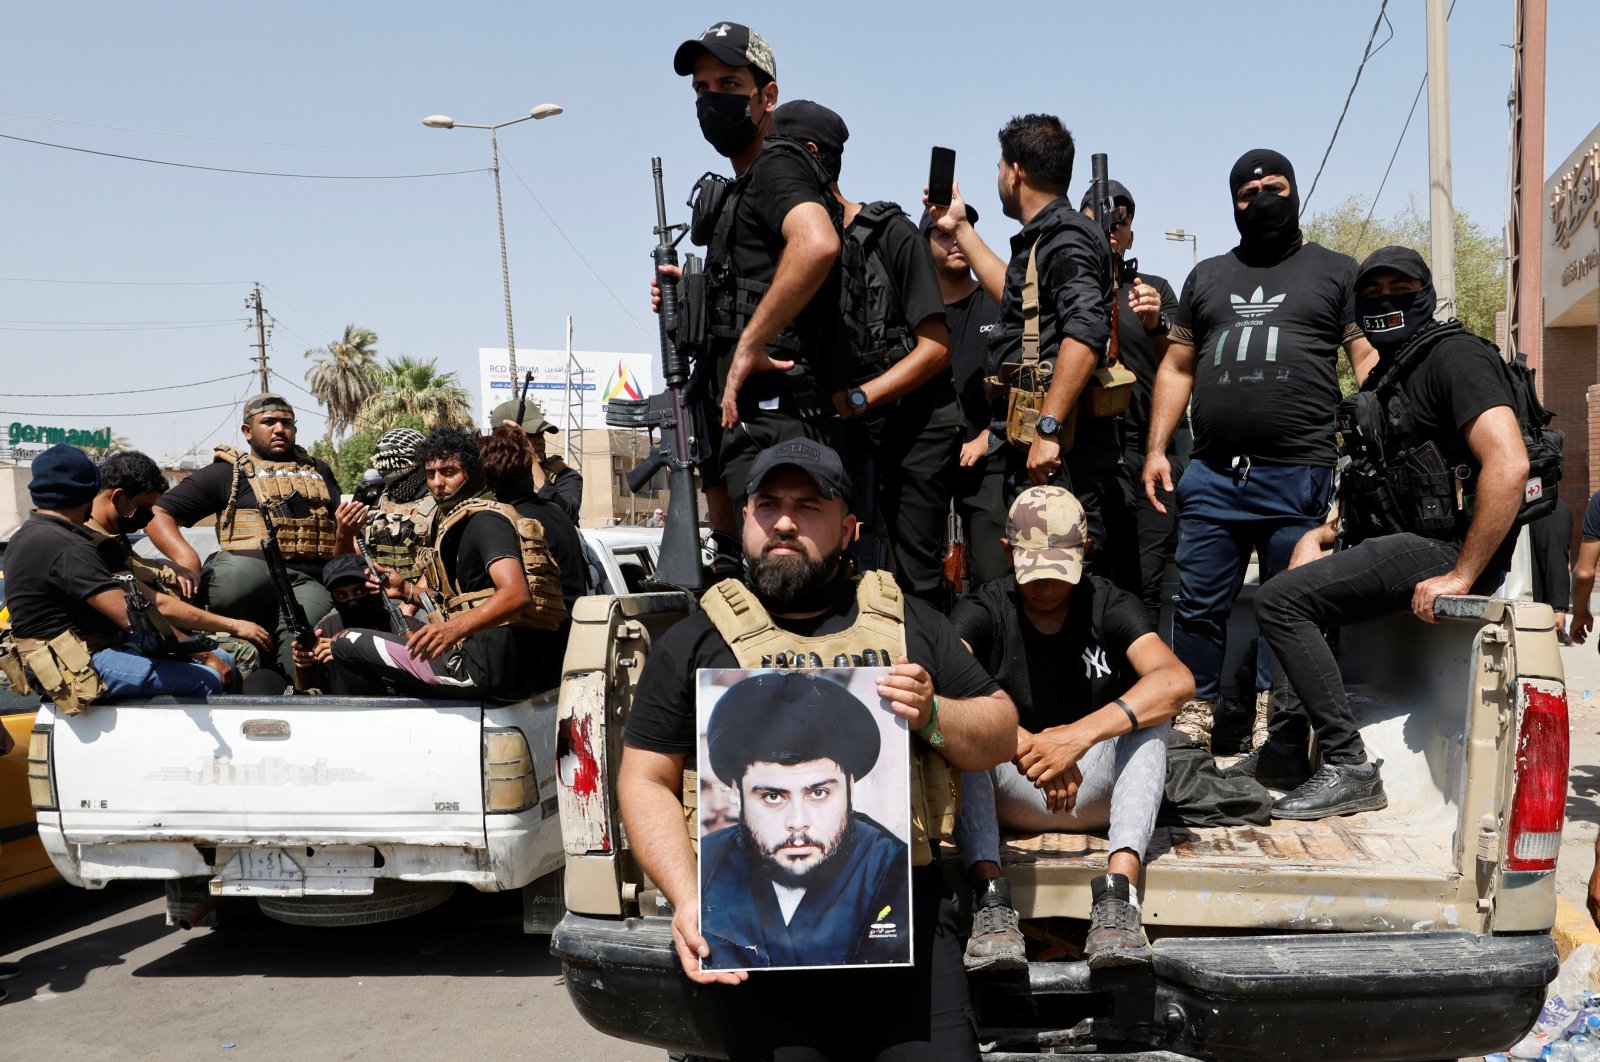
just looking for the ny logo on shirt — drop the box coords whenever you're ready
[1082,645,1110,679]
[1212,286,1287,366]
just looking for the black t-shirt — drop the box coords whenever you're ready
[950,574,1150,735]
[537,458,584,524]
[1171,242,1361,466]
[504,486,586,611]
[709,137,842,400]
[1584,491,1600,540]
[622,578,1000,761]
[945,287,1001,442]
[155,453,342,579]
[445,510,553,699]
[5,513,124,643]
[1115,271,1180,453]
[990,197,1116,457]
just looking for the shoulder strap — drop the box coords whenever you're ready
[1021,240,1042,367]
[849,200,903,249]
[1367,319,1464,395]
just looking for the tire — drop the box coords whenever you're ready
[164,877,259,930]
[256,880,455,928]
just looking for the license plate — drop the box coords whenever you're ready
[217,848,303,885]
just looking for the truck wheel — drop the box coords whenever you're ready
[256,880,455,928]
[165,878,258,930]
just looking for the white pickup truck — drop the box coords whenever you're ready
[22,526,666,930]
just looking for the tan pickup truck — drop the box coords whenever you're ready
[549,590,1565,1061]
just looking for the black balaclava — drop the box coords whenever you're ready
[697,90,762,158]
[1354,246,1439,356]
[1229,148,1302,261]
[118,504,156,534]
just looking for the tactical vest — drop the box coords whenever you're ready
[85,517,180,595]
[703,136,862,395]
[213,445,338,561]
[1338,320,1564,546]
[417,497,567,632]
[698,572,960,868]
[842,200,915,385]
[365,492,436,582]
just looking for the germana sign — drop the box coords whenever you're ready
[8,422,113,448]
[1550,140,1600,251]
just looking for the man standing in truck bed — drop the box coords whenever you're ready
[618,438,1017,1060]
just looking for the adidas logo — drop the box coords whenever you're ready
[1230,286,1286,320]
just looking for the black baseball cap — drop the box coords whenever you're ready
[917,203,978,237]
[322,554,369,590]
[773,100,848,159]
[1356,245,1432,288]
[745,438,853,503]
[1079,179,1135,220]
[673,21,777,81]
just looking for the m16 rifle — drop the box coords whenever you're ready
[258,491,318,691]
[514,369,535,428]
[113,573,218,659]
[1082,152,1137,419]
[605,157,710,594]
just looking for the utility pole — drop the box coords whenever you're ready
[1426,0,1457,319]
[245,283,272,393]
[1506,0,1546,371]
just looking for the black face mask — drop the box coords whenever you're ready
[118,505,155,534]
[697,90,762,158]
[334,590,388,631]
[1355,284,1438,354]
[1234,189,1302,260]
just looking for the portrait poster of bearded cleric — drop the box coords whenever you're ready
[696,668,913,971]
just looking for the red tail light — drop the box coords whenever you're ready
[1506,680,1568,871]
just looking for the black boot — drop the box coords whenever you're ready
[1223,739,1314,790]
[1271,760,1387,820]
[1085,873,1150,969]
[964,877,1026,973]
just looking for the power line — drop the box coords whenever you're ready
[0,108,475,151]
[0,275,249,286]
[0,132,490,180]
[258,284,335,344]
[0,400,241,417]
[503,160,644,330]
[0,372,253,397]
[0,317,239,325]
[1301,0,1394,216]
[0,321,240,332]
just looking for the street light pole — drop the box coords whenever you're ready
[1164,228,1198,268]
[424,103,563,389]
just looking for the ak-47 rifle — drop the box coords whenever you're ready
[258,491,318,691]
[113,573,218,659]
[352,536,410,637]
[605,157,710,593]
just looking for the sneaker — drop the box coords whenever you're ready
[1271,760,1387,821]
[1172,698,1217,751]
[1250,689,1274,751]
[964,878,1026,973]
[1223,741,1314,790]
[0,962,17,981]
[1085,873,1151,969]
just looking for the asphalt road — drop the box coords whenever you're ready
[0,882,650,1061]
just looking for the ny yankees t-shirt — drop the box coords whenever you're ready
[952,574,1151,733]
[1171,242,1360,467]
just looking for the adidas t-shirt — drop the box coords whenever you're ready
[1171,242,1360,467]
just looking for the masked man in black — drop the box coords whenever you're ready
[1245,247,1527,819]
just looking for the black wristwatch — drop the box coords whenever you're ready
[1036,414,1061,437]
[1145,312,1171,338]
[846,387,870,415]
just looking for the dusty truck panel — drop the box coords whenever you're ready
[551,591,1564,1061]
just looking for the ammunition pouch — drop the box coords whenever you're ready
[676,267,711,359]
[1338,391,1462,545]
[0,627,31,695]
[214,445,338,561]
[698,572,958,866]
[16,630,107,715]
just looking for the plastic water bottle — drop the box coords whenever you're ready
[1572,1038,1600,1062]
[1549,1042,1576,1062]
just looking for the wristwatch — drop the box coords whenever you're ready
[1145,312,1171,338]
[1036,414,1061,437]
[846,387,870,416]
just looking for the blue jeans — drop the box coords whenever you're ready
[92,645,231,698]
[1172,459,1333,701]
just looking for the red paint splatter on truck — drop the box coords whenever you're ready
[558,715,602,798]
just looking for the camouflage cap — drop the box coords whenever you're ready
[673,21,776,82]
[242,393,294,422]
[1006,486,1087,585]
[489,398,558,435]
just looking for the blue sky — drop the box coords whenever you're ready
[2,1,1595,461]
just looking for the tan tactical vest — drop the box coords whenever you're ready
[213,446,337,561]
[417,497,567,632]
[698,571,961,867]
[365,493,436,582]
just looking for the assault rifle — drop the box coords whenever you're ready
[1087,153,1125,365]
[113,573,218,659]
[605,157,709,593]
[514,369,535,428]
[258,491,318,691]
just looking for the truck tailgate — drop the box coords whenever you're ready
[42,696,486,848]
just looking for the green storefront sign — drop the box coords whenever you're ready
[8,422,113,448]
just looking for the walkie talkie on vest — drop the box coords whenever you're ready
[605,157,710,593]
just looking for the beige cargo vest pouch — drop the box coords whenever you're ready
[988,240,1137,451]
[214,446,338,561]
[696,571,960,867]
[366,493,436,582]
[416,498,567,632]
[5,626,111,716]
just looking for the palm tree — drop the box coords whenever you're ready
[305,324,381,445]
[357,355,474,431]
